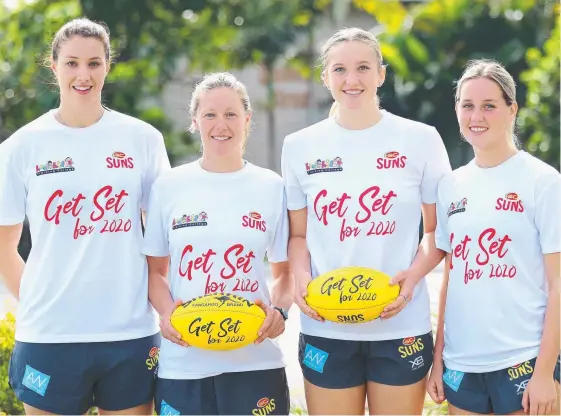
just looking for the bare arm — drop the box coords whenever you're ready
[254,261,294,344]
[141,210,147,227]
[426,253,450,404]
[534,253,560,376]
[269,261,293,311]
[147,255,175,317]
[521,252,560,415]
[288,208,322,321]
[0,224,24,300]
[147,255,188,346]
[288,209,311,279]
[409,203,446,284]
[434,254,451,362]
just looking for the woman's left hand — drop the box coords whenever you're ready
[380,270,417,320]
[254,299,286,344]
[522,372,558,415]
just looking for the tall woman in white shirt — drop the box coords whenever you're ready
[281,27,452,415]
[0,18,170,415]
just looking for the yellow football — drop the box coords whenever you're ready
[170,293,266,351]
[305,266,400,323]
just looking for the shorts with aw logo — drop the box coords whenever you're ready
[298,332,433,388]
[443,356,561,414]
[8,334,160,414]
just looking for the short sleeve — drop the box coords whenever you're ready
[141,182,170,257]
[0,139,27,225]
[267,189,289,263]
[281,138,307,210]
[421,128,452,204]
[435,179,451,253]
[142,132,171,211]
[534,173,561,254]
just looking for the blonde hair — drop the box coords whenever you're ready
[455,59,518,143]
[455,59,516,105]
[188,72,252,133]
[319,28,385,118]
[188,72,253,153]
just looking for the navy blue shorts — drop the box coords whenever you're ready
[9,334,160,414]
[443,356,561,414]
[155,368,290,415]
[298,332,433,388]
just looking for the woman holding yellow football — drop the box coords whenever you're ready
[142,72,292,415]
[281,27,451,415]
[427,59,560,415]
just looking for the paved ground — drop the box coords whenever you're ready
[0,262,445,410]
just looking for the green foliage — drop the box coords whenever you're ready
[0,0,200,161]
[0,313,23,415]
[354,0,559,169]
[519,6,560,170]
[0,1,74,138]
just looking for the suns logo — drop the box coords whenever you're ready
[106,151,134,169]
[35,157,75,176]
[496,192,524,213]
[398,336,425,358]
[145,346,159,371]
[252,397,276,416]
[377,151,407,169]
[508,361,533,381]
[172,211,208,229]
[305,157,343,175]
[448,198,467,217]
[242,211,267,232]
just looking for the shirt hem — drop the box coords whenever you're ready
[14,327,160,343]
[0,217,25,226]
[157,361,286,380]
[436,242,451,253]
[268,255,288,263]
[141,248,170,257]
[301,324,433,341]
[286,202,306,211]
[443,347,540,373]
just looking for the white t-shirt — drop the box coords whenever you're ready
[281,111,451,341]
[435,151,561,373]
[141,161,288,379]
[0,109,170,343]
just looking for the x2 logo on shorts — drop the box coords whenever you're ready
[410,356,424,370]
[515,379,529,395]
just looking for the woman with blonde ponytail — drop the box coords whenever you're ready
[428,59,560,416]
[281,27,452,415]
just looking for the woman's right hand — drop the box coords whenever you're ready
[294,273,324,322]
[160,299,190,347]
[426,357,446,404]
